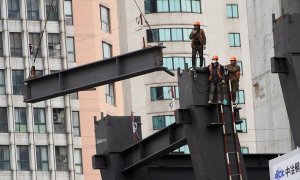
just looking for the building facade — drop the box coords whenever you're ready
[119,0,255,154]
[246,0,294,153]
[0,0,123,180]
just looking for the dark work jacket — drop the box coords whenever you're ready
[207,62,224,84]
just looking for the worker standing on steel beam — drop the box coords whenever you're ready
[189,21,206,68]
[208,55,225,104]
[225,56,240,104]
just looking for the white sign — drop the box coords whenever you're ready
[269,148,300,180]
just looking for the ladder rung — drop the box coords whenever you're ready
[227,151,238,154]
[230,174,241,176]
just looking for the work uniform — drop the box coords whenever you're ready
[225,64,240,103]
[208,62,224,103]
[189,29,206,68]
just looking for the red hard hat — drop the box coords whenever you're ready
[212,55,219,60]
[230,56,237,61]
[194,21,200,26]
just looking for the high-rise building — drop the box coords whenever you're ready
[0,0,123,180]
[119,0,255,154]
[246,0,295,153]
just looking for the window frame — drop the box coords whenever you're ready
[241,147,249,154]
[17,146,30,171]
[66,37,76,62]
[102,41,112,59]
[46,0,58,21]
[226,4,239,18]
[34,108,46,133]
[12,70,24,95]
[152,115,175,130]
[8,0,20,20]
[0,108,8,133]
[229,33,241,47]
[36,146,49,171]
[27,0,40,20]
[150,86,179,101]
[10,33,23,57]
[0,33,3,57]
[55,146,68,171]
[147,28,193,42]
[15,107,27,133]
[100,5,111,33]
[236,90,245,104]
[0,145,10,170]
[64,0,73,25]
[72,111,81,137]
[48,33,61,58]
[53,108,66,134]
[145,0,202,14]
[237,61,243,75]
[74,149,83,174]
[29,33,42,58]
[105,83,115,106]
[0,70,6,95]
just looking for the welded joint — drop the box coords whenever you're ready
[271,57,288,73]
[175,108,191,124]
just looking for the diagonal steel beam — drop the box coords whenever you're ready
[24,46,173,103]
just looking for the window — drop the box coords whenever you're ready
[241,147,249,154]
[0,33,3,57]
[237,61,243,75]
[36,146,48,171]
[15,108,27,133]
[0,146,10,170]
[53,108,65,134]
[48,33,60,58]
[0,70,5,94]
[72,111,80,137]
[74,149,83,174]
[8,0,20,19]
[12,70,24,95]
[163,57,205,70]
[102,42,112,59]
[227,4,239,18]
[17,146,29,171]
[236,119,247,133]
[236,90,245,104]
[66,37,75,61]
[105,83,115,106]
[150,86,179,101]
[0,108,7,133]
[173,145,190,154]
[29,33,42,58]
[46,0,58,21]
[147,28,193,42]
[152,115,175,130]
[27,0,39,20]
[100,6,110,32]
[64,0,73,25]
[35,70,43,77]
[34,108,46,133]
[55,146,68,171]
[229,33,241,47]
[10,33,22,57]
[145,0,201,13]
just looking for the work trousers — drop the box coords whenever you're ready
[230,80,239,103]
[209,82,222,102]
[192,46,204,68]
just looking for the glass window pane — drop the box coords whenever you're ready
[169,0,180,12]
[157,0,169,12]
[171,29,183,41]
[159,29,171,41]
[227,5,233,18]
[183,29,191,41]
[191,0,200,13]
[237,61,243,75]
[163,87,172,99]
[67,37,75,61]
[236,90,245,104]
[152,116,165,130]
[100,6,110,32]
[181,0,192,12]
[163,57,173,70]
[102,42,112,59]
[229,34,235,46]
[232,5,238,17]
[234,34,241,46]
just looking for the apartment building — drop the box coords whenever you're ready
[119,0,255,154]
[0,0,123,180]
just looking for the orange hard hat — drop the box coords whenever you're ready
[230,56,237,61]
[194,21,200,26]
[212,55,219,60]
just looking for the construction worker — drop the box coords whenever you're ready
[225,56,240,103]
[208,55,225,104]
[189,21,206,68]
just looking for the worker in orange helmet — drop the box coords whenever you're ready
[189,21,206,68]
[207,55,225,104]
[225,56,241,104]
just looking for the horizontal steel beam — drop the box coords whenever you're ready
[24,46,173,103]
[121,123,187,173]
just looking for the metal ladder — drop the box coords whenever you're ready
[219,79,243,180]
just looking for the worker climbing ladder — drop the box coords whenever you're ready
[219,79,243,180]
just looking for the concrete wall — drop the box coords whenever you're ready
[246,0,293,153]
